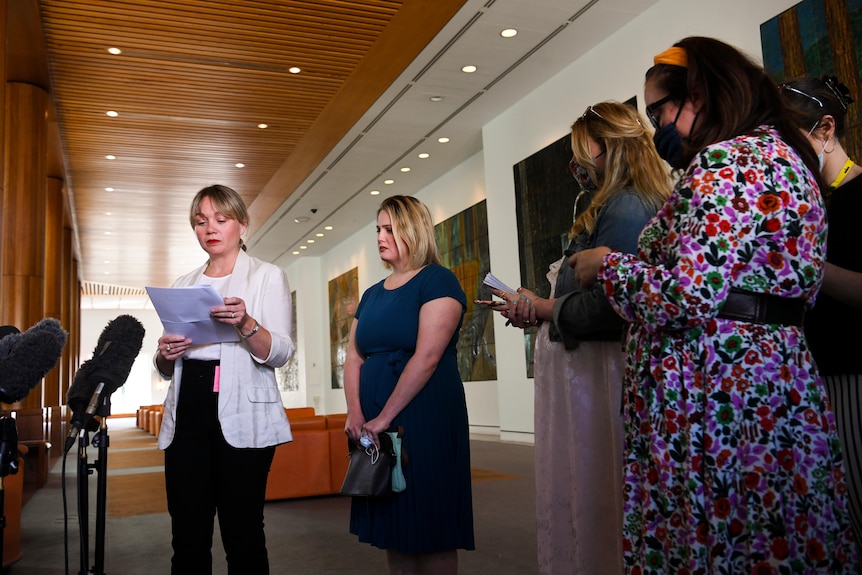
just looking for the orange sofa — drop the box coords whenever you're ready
[137,405,349,500]
[265,408,350,501]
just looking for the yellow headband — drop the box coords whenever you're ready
[653,46,687,68]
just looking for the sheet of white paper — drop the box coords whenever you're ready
[145,285,239,344]
[482,272,518,296]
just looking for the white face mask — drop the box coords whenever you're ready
[817,139,827,171]
[808,121,827,172]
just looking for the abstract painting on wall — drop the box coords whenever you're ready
[761,0,862,158]
[512,97,637,377]
[276,290,300,393]
[329,267,359,389]
[435,200,497,382]
[512,134,581,377]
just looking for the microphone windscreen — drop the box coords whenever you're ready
[0,319,67,404]
[67,360,98,413]
[0,326,20,340]
[85,314,145,395]
[67,315,144,416]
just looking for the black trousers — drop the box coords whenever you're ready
[164,359,276,575]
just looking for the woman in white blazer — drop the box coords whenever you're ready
[154,184,294,575]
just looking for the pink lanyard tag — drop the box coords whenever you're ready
[213,365,220,393]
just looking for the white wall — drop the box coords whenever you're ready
[209,0,803,441]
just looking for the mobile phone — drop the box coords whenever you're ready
[474,299,505,307]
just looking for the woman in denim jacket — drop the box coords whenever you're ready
[491,101,671,574]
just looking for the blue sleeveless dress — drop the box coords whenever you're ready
[349,263,475,553]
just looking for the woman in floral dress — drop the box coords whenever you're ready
[573,37,858,573]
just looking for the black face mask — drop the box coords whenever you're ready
[653,103,686,169]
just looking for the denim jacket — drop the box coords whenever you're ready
[550,187,657,350]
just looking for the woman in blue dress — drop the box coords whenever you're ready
[344,195,474,575]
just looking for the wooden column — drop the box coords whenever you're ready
[0,0,5,203]
[3,82,49,441]
[59,226,74,436]
[44,176,63,447]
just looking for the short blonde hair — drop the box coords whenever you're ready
[570,101,671,236]
[189,184,250,250]
[378,195,442,270]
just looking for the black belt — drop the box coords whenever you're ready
[716,288,806,327]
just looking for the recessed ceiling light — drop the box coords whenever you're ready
[292,251,300,255]
[315,233,324,237]
[105,155,116,160]
[106,111,118,117]
[324,225,333,231]
[461,65,477,73]
[105,187,114,192]
[289,67,301,74]
[294,216,310,223]
[235,163,244,168]
[105,231,111,235]
[105,212,112,216]
[429,95,444,102]
[107,47,121,55]
[501,28,518,38]
[104,260,111,264]
[370,190,380,196]
[306,239,314,244]
[418,153,430,159]
[300,245,307,250]
[437,137,450,144]
[258,123,268,129]
[400,167,410,172]
[384,179,394,185]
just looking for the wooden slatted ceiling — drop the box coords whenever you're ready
[35,0,465,288]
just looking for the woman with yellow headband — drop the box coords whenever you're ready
[781,75,862,545]
[572,37,858,572]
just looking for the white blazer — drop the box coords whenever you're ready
[156,250,294,449]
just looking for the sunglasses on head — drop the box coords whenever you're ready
[580,105,605,121]
[779,84,824,108]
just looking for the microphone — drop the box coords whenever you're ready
[0,318,68,404]
[65,315,145,452]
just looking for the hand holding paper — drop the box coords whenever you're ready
[146,285,240,345]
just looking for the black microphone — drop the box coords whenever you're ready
[65,315,145,452]
[0,318,68,404]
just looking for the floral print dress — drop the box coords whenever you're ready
[599,127,858,573]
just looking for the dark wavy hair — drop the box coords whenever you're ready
[779,75,854,139]
[645,36,823,188]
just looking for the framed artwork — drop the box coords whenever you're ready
[511,96,636,377]
[761,0,862,158]
[512,135,580,377]
[435,200,497,382]
[276,290,300,392]
[329,267,359,389]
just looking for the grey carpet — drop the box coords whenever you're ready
[12,418,538,574]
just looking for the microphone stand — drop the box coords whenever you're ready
[92,407,110,575]
[0,415,19,573]
[75,396,112,575]
[75,428,90,575]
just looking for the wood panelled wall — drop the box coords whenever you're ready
[2,0,81,454]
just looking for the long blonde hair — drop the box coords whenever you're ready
[570,101,672,237]
[378,195,442,270]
